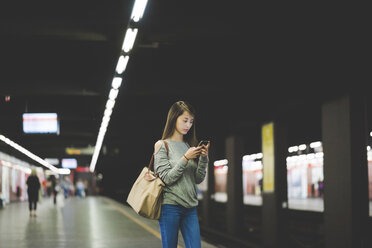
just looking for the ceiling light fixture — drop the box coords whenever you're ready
[131,0,148,22]
[0,134,69,175]
[116,55,129,74]
[122,28,138,53]
[109,89,119,100]
[112,77,123,89]
[89,0,149,173]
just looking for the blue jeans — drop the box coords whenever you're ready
[158,204,201,248]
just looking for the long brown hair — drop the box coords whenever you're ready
[161,101,198,147]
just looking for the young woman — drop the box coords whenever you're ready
[26,169,41,217]
[154,100,210,248]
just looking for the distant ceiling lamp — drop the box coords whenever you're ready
[131,0,148,22]
[298,144,307,151]
[104,108,112,117]
[109,88,119,100]
[102,115,110,125]
[112,77,122,89]
[122,28,138,53]
[97,132,105,142]
[105,99,115,110]
[101,120,109,128]
[58,168,71,175]
[288,146,299,153]
[116,55,129,74]
[99,124,108,134]
[310,141,322,148]
[214,159,229,167]
[90,135,104,172]
[99,125,107,133]
[0,134,66,174]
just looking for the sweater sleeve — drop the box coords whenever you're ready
[154,142,188,185]
[195,155,209,184]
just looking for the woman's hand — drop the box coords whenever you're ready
[200,141,210,157]
[184,146,202,160]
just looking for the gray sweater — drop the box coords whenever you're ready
[154,140,209,208]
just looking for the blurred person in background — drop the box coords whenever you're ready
[83,179,89,196]
[46,179,52,197]
[61,176,72,199]
[76,179,85,198]
[26,169,41,217]
[50,175,58,205]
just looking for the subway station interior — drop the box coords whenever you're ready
[0,1,370,248]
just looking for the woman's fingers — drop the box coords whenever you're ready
[187,145,210,159]
[200,142,209,156]
[205,141,210,149]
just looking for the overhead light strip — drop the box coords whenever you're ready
[89,0,149,172]
[131,0,148,22]
[0,134,70,175]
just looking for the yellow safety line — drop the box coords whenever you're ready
[105,199,182,248]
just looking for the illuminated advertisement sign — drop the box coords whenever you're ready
[61,158,77,169]
[22,113,60,134]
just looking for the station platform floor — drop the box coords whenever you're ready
[0,195,220,248]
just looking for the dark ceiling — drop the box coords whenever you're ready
[0,1,369,183]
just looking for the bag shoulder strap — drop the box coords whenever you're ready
[148,140,169,170]
[163,140,169,154]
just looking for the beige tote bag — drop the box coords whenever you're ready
[126,141,168,220]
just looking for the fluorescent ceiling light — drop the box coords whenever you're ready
[288,146,298,153]
[0,134,63,174]
[116,56,129,74]
[298,144,307,150]
[104,108,112,117]
[58,168,71,175]
[112,77,123,89]
[214,159,228,166]
[44,158,59,165]
[122,28,138,53]
[100,122,108,129]
[109,89,119,100]
[310,141,322,148]
[90,0,150,173]
[105,99,115,110]
[102,116,110,124]
[131,0,148,22]
[90,141,103,172]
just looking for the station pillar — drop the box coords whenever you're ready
[261,120,288,248]
[322,94,369,248]
[225,135,244,236]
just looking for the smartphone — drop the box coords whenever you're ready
[198,140,209,146]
